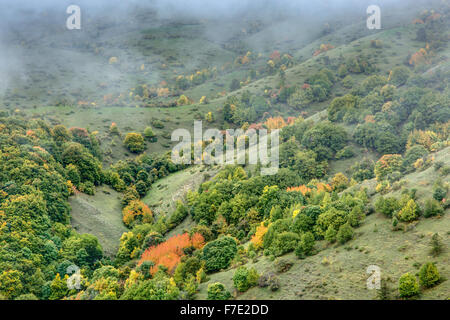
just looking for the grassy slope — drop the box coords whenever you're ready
[197,147,450,300]
[69,185,127,257]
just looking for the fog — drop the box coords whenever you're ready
[0,0,438,101]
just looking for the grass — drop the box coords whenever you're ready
[196,147,450,300]
[143,165,219,216]
[69,185,127,257]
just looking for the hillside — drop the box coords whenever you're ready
[0,0,448,302]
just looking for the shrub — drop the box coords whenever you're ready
[324,225,337,243]
[122,200,153,227]
[202,236,237,272]
[433,186,446,202]
[259,272,280,291]
[398,199,419,222]
[207,283,231,300]
[270,232,300,256]
[77,181,95,196]
[418,262,440,288]
[375,197,400,217]
[143,127,157,142]
[295,232,315,258]
[388,66,410,86]
[429,233,444,257]
[138,233,204,275]
[336,223,354,244]
[342,75,353,88]
[423,198,444,218]
[398,273,419,298]
[151,119,164,129]
[233,266,259,292]
[123,133,145,153]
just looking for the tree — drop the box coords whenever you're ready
[122,200,153,227]
[207,283,231,300]
[331,172,349,192]
[398,273,419,298]
[233,266,259,292]
[120,272,180,300]
[324,225,337,243]
[301,122,348,160]
[295,232,315,258]
[336,223,354,244]
[62,142,103,185]
[0,270,23,300]
[375,197,400,217]
[423,198,443,218]
[143,127,157,142]
[398,199,419,222]
[374,154,403,181]
[328,94,357,122]
[124,133,145,153]
[432,186,446,202]
[388,66,410,86]
[139,233,204,276]
[429,233,443,257]
[230,79,241,91]
[49,273,68,300]
[202,236,237,272]
[418,262,440,288]
[52,125,72,143]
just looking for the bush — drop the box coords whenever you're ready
[423,199,444,218]
[398,273,419,298]
[143,127,157,142]
[207,283,231,300]
[295,232,315,258]
[429,233,443,257]
[388,66,410,86]
[258,272,280,291]
[79,181,95,195]
[325,225,337,243]
[122,200,153,227]
[202,236,237,272]
[270,232,300,256]
[336,223,354,244]
[433,187,446,202]
[233,266,259,292]
[123,133,146,153]
[398,199,419,222]
[418,262,440,288]
[375,197,400,217]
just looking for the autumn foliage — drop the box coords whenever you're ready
[287,182,331,195]
[313,44,334,56]
[122,200,153,227]
[409,47,431,66]
[264,116,287,130]
[138,233,205,275]
[251,222,268,249]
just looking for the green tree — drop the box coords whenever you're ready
[295,232,315,258]
[49,273,68,300]
[0,270,23,300]
[207,283,231,300]
[418,262,440,288]
[398,273,419,298]
[233,266,259,292]
[398,199,419,222]
[202,236,237,272]
[124,133,146,153]
[336,223,354,244]
[389,66,410,86]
